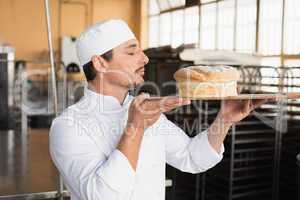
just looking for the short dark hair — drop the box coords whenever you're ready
[82,50,113,81]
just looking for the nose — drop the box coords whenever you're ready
[141,51,149,65]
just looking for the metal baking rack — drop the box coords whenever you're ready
[167,65,300,200]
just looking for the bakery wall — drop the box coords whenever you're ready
[0,0,148,65]
[0,0,60,62]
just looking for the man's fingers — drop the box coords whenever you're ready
[241,99,268,113]
[145,96,191,111]
[161,106,181,113]
[160,105,178,112]
[143,109,160,117]
[133,96,191,115]
[161,100,191,112]
[161,96,191,106]
[134,93,150,106]
[267,97,277,103]
[237,86,242,94]
[161,98,191,112]
[250,99,269,110]
[241,99,251,113]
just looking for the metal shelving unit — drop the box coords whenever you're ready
[143,45,300,200]
[167,65,300,200]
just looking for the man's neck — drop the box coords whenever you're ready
[89,79,129,105]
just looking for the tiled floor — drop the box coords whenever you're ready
[0,128,59,196]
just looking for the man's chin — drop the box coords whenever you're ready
[130,77,144,88]
[135,79,145,87]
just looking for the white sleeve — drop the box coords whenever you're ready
[49,117,135,200]
[158,114,224,174]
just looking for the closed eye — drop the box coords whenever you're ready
[125,44,138,55]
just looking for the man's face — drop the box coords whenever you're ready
[103,39,149,89]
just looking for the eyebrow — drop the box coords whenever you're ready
[126,44,138,49]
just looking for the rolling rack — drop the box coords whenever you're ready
[168,65,300,200]
[277,66,300,200]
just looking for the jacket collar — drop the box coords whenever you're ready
[84,87,132,113]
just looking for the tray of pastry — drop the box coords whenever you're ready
[178,92,300,100]
[148,92,300,101]
[169,65,300,101]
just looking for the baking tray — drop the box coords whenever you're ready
[148,92,300,101]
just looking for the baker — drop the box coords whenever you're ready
[49,19,266,200]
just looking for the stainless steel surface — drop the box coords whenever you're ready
[0,46,15,107]
[44,0,63,199]
[0,127,173,199]
[44,0,58,116]
[0,46,15,129]
[0,190,69,200]
[20,62,27,136]
[0,129,58,196]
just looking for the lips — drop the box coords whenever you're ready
[138,71,144,76]
[136,66,144,71]
[136,66,145,75]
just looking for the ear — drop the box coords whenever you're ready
[91,55,108,73]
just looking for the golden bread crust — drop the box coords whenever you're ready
[174,65,240,83]
[174,66,240,98]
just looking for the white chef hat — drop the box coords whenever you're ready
[76,19,136,66]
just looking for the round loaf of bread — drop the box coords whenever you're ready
[174,65,240,98]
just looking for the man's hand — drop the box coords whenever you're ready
[208,98,271,153]
[126,93,191,132]
[217,99,269,125]
[118,93,190,170]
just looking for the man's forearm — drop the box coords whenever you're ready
[207,117,232,154]
[117,125,144,170]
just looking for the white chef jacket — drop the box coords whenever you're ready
[49,88,224,200]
